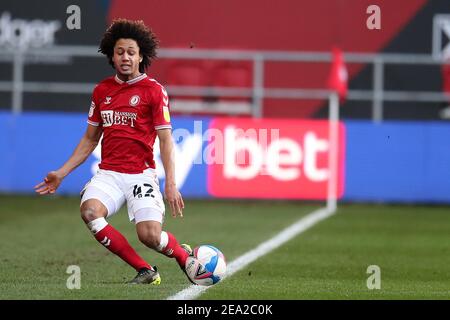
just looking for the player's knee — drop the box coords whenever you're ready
[137,228,161,249]
[80,202,104,223]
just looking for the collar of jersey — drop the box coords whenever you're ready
[114,73,147,85]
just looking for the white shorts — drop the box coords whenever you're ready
[80,168,165,224]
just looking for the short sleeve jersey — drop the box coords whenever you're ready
[88,74,171,173]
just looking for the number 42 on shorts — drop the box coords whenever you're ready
[133,183,155,198]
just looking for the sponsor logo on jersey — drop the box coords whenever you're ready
[129,95,140,106]
[101,110,137,127]
[104,96,112,104]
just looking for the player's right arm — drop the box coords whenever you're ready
[34,124,102,195]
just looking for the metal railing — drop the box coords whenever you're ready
[1,46,449,121]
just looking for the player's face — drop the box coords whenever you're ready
[113,38,142,80]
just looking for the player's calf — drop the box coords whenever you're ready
[136,223,161,249]
[80,201,153,272]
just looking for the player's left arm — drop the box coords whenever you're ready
[157,128,185,218]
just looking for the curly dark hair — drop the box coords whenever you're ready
[98,19,159,73]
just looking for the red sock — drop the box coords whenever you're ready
[160,232,189,268]
[94,224,152,272]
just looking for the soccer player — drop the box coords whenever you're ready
[34,19,192,285]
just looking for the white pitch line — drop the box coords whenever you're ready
[167,206,335,300]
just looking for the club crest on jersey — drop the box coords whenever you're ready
[129,95,140,106]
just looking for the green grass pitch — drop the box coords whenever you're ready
[1,195,450,299]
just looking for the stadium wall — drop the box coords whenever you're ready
[3,0,449,121]
[1,111,449,204]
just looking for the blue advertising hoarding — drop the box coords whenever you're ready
[344,121,450,203]
[1,112,450,204]
[0,112,210,198]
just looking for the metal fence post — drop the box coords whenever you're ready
[327,92,339,213]
[372,57,384,122]
[12,50,24,114]
[252,54,264,118]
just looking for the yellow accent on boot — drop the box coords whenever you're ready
[181,243,193,255]
[151,275,161,285]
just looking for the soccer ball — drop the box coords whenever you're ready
[185,245,226,286]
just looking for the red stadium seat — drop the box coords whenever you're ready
[165,58,253,115]
[212,61,252,88]
[211,61,253,104]
[166,60,209,87]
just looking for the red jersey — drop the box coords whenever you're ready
[87,74,172,174]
